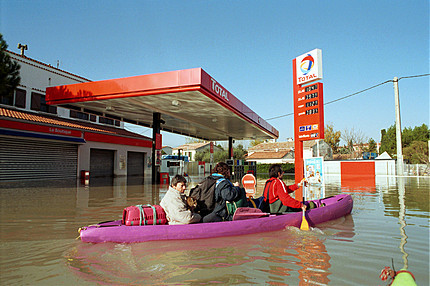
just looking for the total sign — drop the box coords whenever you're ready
[295,49,323,85]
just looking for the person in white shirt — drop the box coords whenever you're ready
[160,175,201,225]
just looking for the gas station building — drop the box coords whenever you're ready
[1,50,278,182]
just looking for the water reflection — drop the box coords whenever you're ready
[65,215,356,285]
[341,173,376,190]
[398,177,409,269]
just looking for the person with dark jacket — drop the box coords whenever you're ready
[188,175,217,217]
[201,162,243,223]
[263,164,307,213]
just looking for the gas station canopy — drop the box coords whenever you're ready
[46,68,279,141]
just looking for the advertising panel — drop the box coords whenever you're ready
[295,49,323,85]
[304,157,325,200]
[294,82,324,141]
[155,133,162,150]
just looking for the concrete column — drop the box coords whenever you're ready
[393,77,404,176]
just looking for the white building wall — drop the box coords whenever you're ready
[375,160,396,176]
[78,141,151,177]
[303,148,313,159]
[324,161,341,175]
[8,51,125,128]
[9,51,88,111]
[323,160,395,176]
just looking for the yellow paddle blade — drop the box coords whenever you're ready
[300,210,310,231]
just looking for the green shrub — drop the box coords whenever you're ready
[256,163,295,175]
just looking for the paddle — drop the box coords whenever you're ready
[300,180,310,230]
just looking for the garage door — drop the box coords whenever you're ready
[127,151,145,176]
[0,136,78,181]
[90,149,114,177]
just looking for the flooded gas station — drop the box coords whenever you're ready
[1,53,428,285]
[0,175,428,285]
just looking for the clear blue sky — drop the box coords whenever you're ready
[1,0,429,148]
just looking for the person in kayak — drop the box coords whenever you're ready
[202,162,245,223]
[263,164,307,213]
[188,174,218,217]
[160,174,201,225]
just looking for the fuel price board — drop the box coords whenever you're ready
[294,82,324,141]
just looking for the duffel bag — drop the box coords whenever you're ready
[122,204,167,226]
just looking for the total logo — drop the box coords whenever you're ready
[299,124,318,132]
[211,78,229,101]
[300,54,314,75]
[295,49,322,85]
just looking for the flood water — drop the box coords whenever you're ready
[0,175,429,285]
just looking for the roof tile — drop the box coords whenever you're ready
[0,107,151,140]
[246,150,290,159]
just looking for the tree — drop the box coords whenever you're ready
[403,141,428,164]
[250,139,267,148]
[194,144,246,163]
[380,125,397,156]
[214,150,228,162]
[362,138,377,153]
[185,137,207,144]
[0,34,21,102]
[323,123,341,153]
[402,126,414,147]
[412,124,429,142]
[342,127,367,147]
[233,144,247,160]
[380,123,429,157]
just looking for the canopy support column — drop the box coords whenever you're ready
[228,137,234,159]
[152,112,161,184]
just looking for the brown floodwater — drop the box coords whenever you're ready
[0,175,428,285]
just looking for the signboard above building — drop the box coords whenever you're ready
[295,49,323,85]
[46,68,279,141]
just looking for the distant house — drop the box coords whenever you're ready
[246,140,332,164]
[376,151,392,159]
[246,149,294,164]
[336,142,381,160]
[172,142,221,162]
[311,140,333,160]
[162,146,173,155]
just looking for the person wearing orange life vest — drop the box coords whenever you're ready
[263,164,307,214]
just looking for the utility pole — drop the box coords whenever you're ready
[393,77,404,176]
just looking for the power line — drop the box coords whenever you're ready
[324,80,391,106]
[265,73,430,121]
[398,73,430,80]
[265,112,294,121]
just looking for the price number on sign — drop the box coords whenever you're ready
[305,92,318,100]
[305,100,318,107]
[306,108,319,115]
[305,84,318,92]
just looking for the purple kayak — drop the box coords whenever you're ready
[79,194,353,243]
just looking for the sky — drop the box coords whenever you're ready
[1,0,429,148]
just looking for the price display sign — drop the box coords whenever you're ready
[294,82,324,141]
